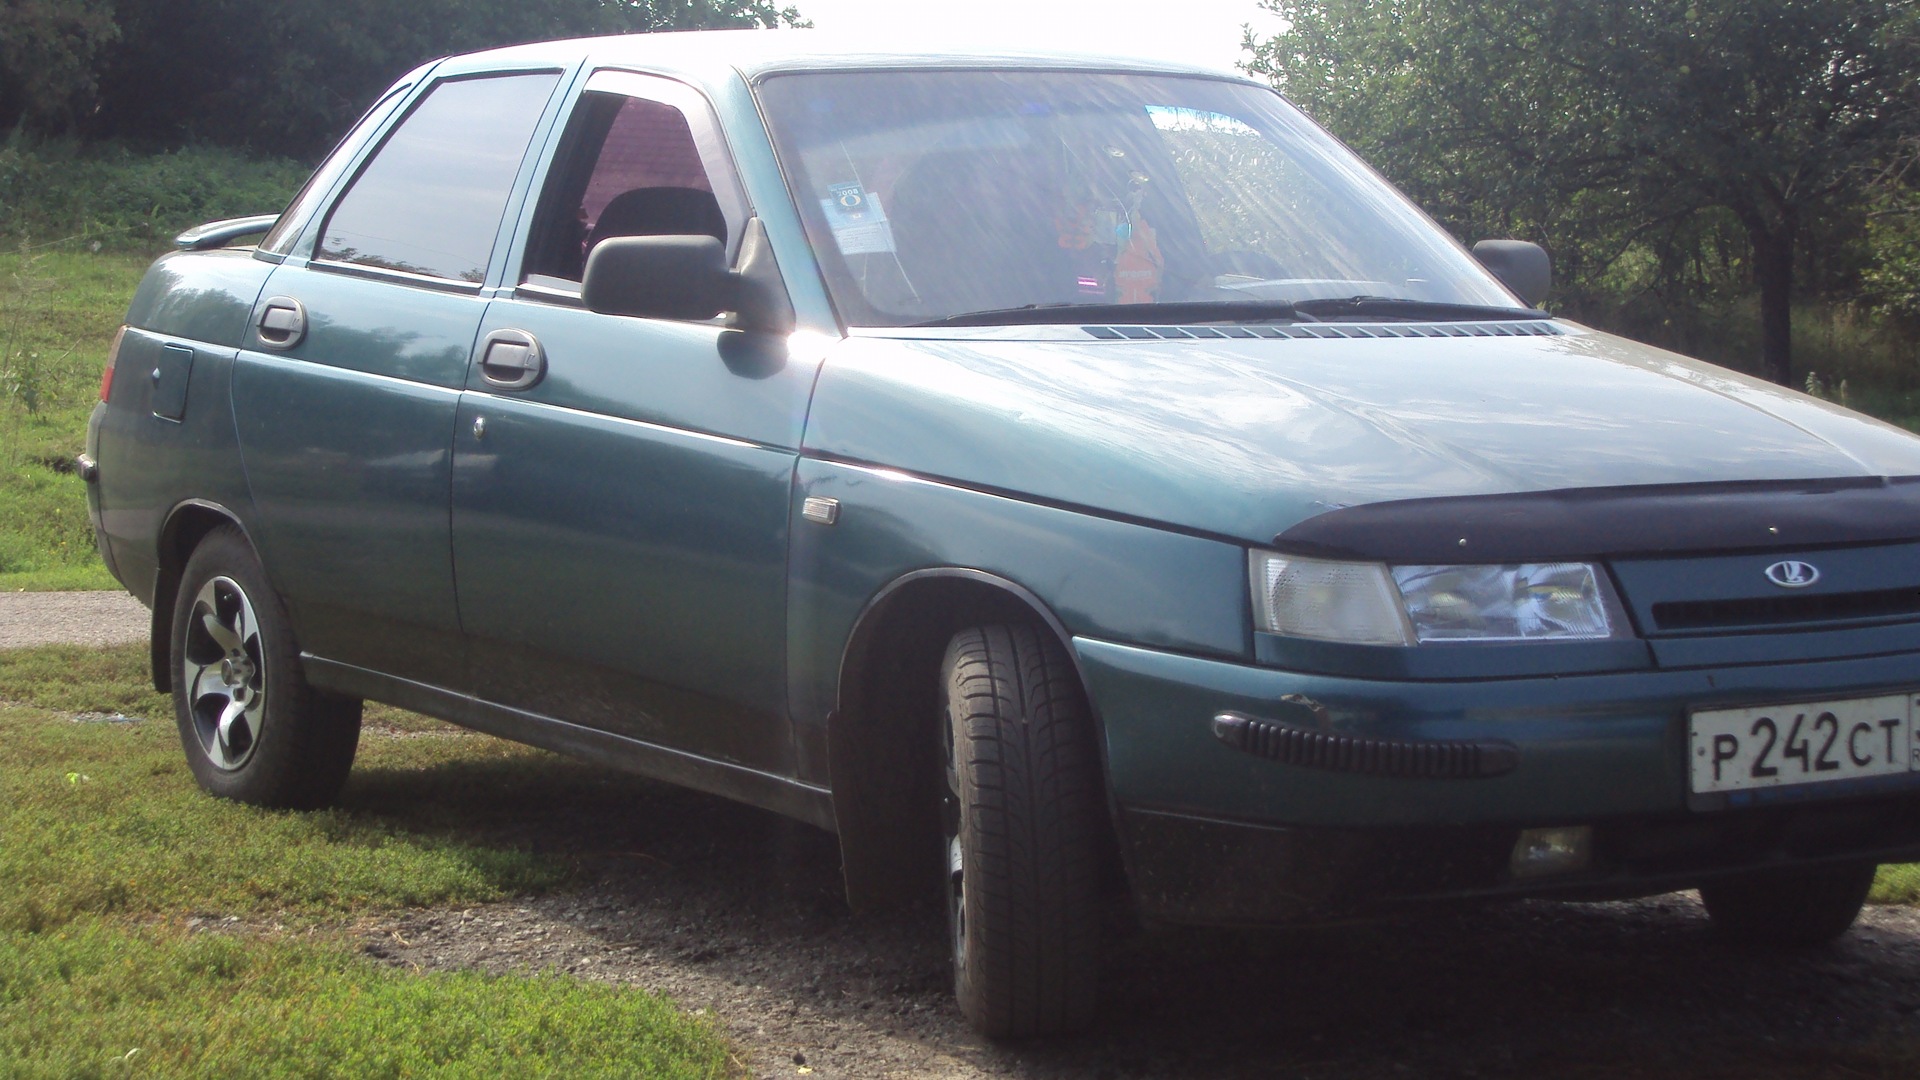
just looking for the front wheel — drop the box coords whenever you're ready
[941,623,1102,1037]
[171,527,361,809]
[1699,863,1876,946]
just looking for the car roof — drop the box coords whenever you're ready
[445,28,1261,86]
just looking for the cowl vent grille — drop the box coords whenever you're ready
[1082,321,1566,341]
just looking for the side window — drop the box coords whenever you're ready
[260,81,412,257]
[522,76,738,289]
[318,72,560,283]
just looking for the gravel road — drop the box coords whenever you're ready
[12,591,1918,1076]
[356,776,1920,1080]
[0,589,146,649]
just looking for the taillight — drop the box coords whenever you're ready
[101,326,126,402]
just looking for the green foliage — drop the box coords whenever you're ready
[1247,0,1920,385]
[1864,139,1920,326]
[0,0,119,133]
[2,0,807,160]
[0,140,308,250]
[0,248,148,590]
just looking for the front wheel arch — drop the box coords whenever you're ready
[828,570,1115,914]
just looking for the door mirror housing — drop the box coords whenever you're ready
[1471,240,1552,307]
[582,217,796,334]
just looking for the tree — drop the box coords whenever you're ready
[2,0,804,160]
[1247,0,1920,386]
[0,0,119,133]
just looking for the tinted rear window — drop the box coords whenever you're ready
[319,72,559,283]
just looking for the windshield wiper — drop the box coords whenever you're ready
[1289,296,1551,321]
[912,300,1299,328]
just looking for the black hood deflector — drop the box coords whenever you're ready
[1276,476,1920,563]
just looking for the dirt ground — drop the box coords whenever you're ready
[355,779,1920,1080]
[19,596,1918,1077]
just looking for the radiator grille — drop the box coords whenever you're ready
[1654,587,1920,631]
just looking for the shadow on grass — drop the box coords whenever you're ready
[338,748,845,913]
[342,748,1920,1080]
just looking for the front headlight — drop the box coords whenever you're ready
[1390,563,1620,642]
[1250,552,1625,645]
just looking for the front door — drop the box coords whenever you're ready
[452,72,815,773]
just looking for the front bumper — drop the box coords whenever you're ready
[1076,637,1920,925]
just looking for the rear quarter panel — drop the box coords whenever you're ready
[95,249,273,602]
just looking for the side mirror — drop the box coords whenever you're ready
[581,217,796,335]
[1471,240,1551,307]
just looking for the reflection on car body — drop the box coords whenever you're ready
[84,31,1920,1038]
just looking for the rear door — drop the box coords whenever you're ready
[235,70,562,686]
[452,71,814,773]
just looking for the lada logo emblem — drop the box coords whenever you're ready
[1764,560,1820,588]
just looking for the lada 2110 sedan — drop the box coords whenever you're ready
[84,30,1920,1037]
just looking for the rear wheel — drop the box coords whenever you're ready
[1699,863,1876,946]
[940,623,1102,1037]
[171,527,360,809]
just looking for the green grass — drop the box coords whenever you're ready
[0,646,578,932]
[0,920,728,1079]
[0,247,149,589]
[0,644,732,1077]
[1873,863,1920,905]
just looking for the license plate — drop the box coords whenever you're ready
[1689,694,1919,794]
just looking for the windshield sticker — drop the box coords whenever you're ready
[821,182,895,255]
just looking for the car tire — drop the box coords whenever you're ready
[1699,863,1877,946]
[940,623,1101,1038]
[170,526,361,809]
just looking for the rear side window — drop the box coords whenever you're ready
[319,72,560,283]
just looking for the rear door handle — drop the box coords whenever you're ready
[477,328,545,390]
[255,296,307,349]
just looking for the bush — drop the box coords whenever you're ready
[0,138,307,252]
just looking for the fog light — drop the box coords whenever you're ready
[1511,826,1592,878]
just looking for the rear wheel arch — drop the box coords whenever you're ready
[149,501,253,692]
[828,569,1112,913]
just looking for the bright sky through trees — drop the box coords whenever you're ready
[789,0,1282,72]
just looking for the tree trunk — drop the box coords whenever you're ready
[1748,220,1796,388]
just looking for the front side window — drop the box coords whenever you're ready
[756,70,1518,325]
[319,72,560,283]
[521,76,743,293]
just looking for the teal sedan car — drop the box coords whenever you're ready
[84,31,1920,1037]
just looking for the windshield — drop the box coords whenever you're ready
[756,70,1520,327]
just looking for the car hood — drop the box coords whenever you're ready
[800,323,1920,545]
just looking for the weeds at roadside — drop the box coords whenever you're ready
[0,247,145,590]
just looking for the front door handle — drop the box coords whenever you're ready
[477,328,545,390]
[255,296,307,350]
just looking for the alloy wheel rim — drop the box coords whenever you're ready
[943,706,968,977]
[182,576,266,771]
